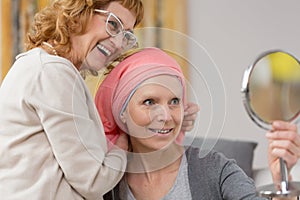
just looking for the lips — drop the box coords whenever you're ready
[148,128,173,134]
[96,43,112,56]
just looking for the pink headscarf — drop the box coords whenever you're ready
[95,47,186,144]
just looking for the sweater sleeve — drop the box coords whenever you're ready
[218,154,264,200]
[28,59,126,199]
[187,147,266,200]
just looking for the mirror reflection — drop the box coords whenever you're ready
[243,51,300,128]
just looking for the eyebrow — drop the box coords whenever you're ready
[118,18,134,32]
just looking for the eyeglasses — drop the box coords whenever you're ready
[94,9,137,50]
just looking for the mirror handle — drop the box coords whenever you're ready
[280,157,289,192]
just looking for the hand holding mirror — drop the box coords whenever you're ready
[241,50,300,198]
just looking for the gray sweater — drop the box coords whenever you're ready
[104,147,266,200]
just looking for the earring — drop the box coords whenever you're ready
[120,113,126,123]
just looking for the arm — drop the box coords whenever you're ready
[31,61,126,198]
[187,148,264,199]
[217,155,264,199]
[266,121,300,183]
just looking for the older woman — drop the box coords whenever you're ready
[0,0,143,199]
[95,47,300,200]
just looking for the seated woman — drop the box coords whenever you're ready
[95,47,300,200]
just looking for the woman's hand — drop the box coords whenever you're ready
[181,102,200,132]
[266,121,300,183]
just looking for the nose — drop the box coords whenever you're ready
[149,104,172,123]
[109,34,124,49]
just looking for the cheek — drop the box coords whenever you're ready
[128,107,151,126]
[173,107,184,125]
[125,107,152,139]
[85,16,109,44]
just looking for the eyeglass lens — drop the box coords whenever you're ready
[105,12,137,49]
[106,13,122,36]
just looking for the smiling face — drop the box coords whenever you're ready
[122,75,184,153]
[72,2,136,70]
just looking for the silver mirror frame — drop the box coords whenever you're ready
[241,49,300,130]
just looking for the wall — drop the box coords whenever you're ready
[0,0,2,80]
[0,0,49,83]
[187,0,300,169]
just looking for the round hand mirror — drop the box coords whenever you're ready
[242,50,300,130]
[241,50,300,198]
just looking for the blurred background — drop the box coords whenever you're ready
[1,0,300,170]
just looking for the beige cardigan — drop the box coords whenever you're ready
[0,48,126,199]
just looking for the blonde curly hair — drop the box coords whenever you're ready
[26,0,144,58]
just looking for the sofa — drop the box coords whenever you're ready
[184,136,300,187]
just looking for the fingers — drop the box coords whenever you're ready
[270,140,300,155]
[181,102,200,132]
[184,102,200,116]
[269,140,299,167]
[272,120,297,132]
[267,121,300,170]
[266,130,300,145]
[181,120,194,132]
[183,102,199,123]
[267,121,300,147]
[183,113,198,121]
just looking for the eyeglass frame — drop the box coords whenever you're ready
[94,9,137,50]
